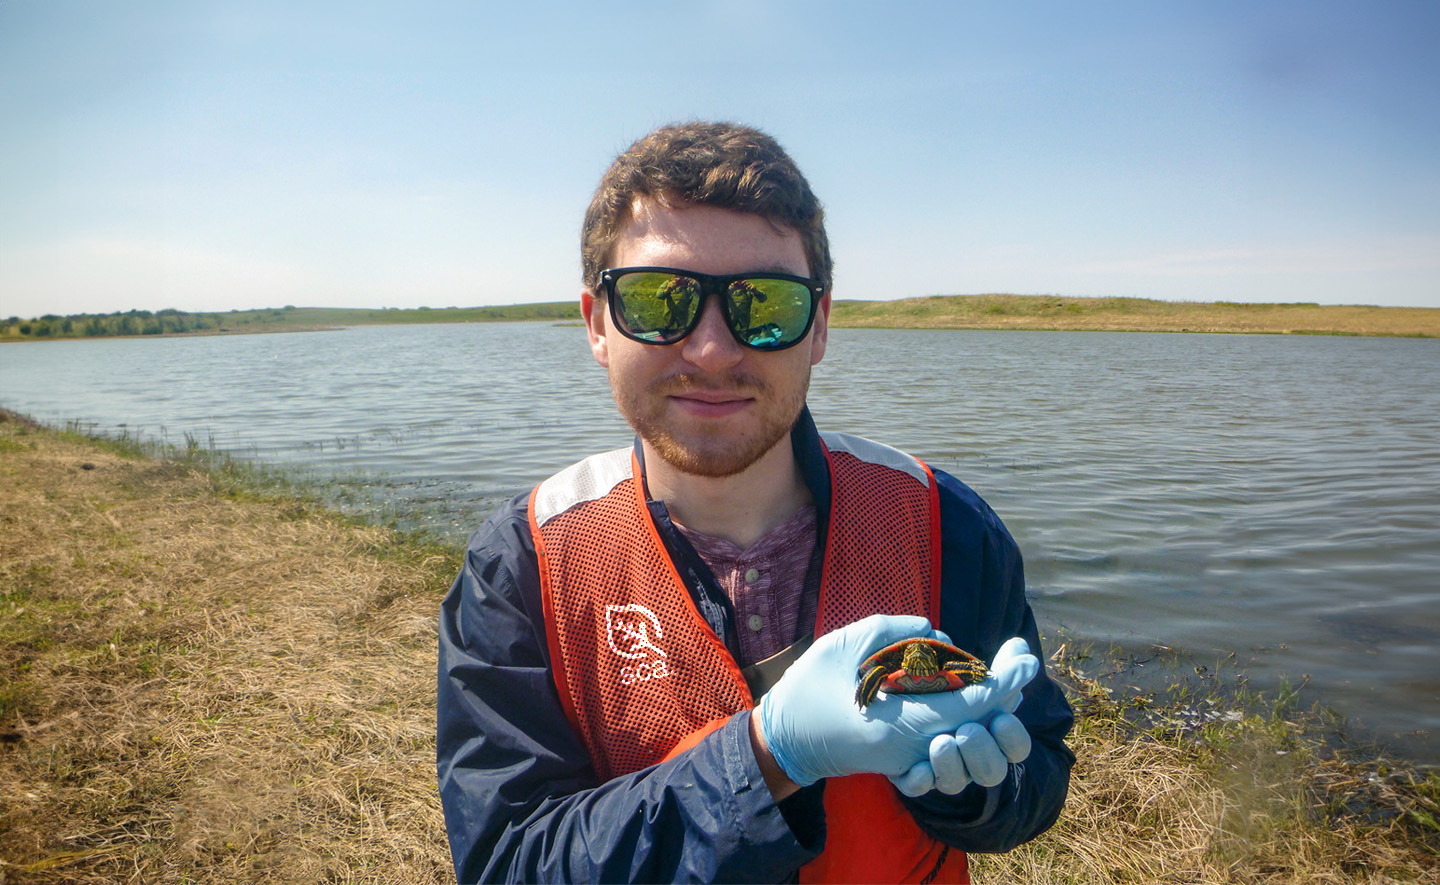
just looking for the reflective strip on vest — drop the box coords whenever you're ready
[532,437,968,883]
[531,446,633,528]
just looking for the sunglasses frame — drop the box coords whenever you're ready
[599,266,825,351]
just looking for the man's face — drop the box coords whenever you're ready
[582,200,830,478]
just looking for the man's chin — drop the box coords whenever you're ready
[646,434,775,478]
[634,419,800,479]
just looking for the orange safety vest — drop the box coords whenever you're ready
[530,432,969,884]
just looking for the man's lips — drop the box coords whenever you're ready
[667,389,755,416]
[672,390,751,404]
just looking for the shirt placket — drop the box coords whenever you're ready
[732,551,781,664]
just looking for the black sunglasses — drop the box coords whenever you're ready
[599,266,824,351]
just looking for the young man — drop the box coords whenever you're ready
[437,122,1073,883]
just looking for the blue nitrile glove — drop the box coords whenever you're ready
[756,615,1032,787]
[889,637,1039,797]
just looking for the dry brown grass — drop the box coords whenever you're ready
[0,411,456,883]
[830,295,1440,338]
[3,412,1438,884]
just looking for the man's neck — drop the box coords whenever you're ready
[642,434,812,551]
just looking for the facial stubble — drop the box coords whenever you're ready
[612,367,811,479]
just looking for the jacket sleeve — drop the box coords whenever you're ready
[899,470,1076,852]
[436,496,824,883]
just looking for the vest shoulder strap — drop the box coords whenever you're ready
[820,431,934,489]
[532,447,632,527]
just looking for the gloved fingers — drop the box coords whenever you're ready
[955,722,1009,788]
[923,636,1036,711]
[875,677,1021,740]
[992,638,1039,678]
[838,614,935,663]
[984,678,1027,720]
[913,658,1033,727]
[981,641,1039,701]
[998,687,1024,715]
[928,733,971,795]
[990,711,1033,764]
[889,759,938,798]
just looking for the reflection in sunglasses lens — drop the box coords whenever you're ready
[729,280,810,348]
[618,273,701,342]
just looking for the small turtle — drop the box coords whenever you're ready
[855,637,989,710]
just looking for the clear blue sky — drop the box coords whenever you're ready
[2,0,1437,319]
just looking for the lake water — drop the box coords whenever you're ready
[3,323,1438,766]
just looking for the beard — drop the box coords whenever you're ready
[612,366,810,478]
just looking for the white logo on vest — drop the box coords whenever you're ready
[604,603,671,686]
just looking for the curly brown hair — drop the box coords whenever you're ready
[581,121,832,293]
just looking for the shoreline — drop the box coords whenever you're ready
[2,410,1437,882]
[4,294,1438,342]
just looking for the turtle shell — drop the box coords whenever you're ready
[854,637,988,709]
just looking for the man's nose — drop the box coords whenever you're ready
[680,293,744,371]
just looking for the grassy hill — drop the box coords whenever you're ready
[829,293,1440,337]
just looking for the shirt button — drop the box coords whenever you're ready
[748,614,764,632]
[744,568,761,584]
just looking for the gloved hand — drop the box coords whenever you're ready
[756,615,1033,787]
[888,637,1038,797]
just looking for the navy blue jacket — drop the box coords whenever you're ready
[437,411,1074,883]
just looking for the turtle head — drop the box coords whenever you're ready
[901,641,940,678]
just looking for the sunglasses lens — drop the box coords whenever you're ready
[726,279,815,349]
[612,272,702,343]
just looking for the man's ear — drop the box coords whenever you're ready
[808,291,831,367]
[581,289,609,368]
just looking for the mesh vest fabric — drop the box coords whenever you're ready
[531,439,968,883]
[532,452,751,781]
[814,446,942,632]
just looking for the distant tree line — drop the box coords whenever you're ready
[0,302,594,340]
[0,309,218,340]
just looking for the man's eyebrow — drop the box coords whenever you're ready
[741,265,806,275]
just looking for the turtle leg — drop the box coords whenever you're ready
[855,665,888,709]
[944,661,990,685]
